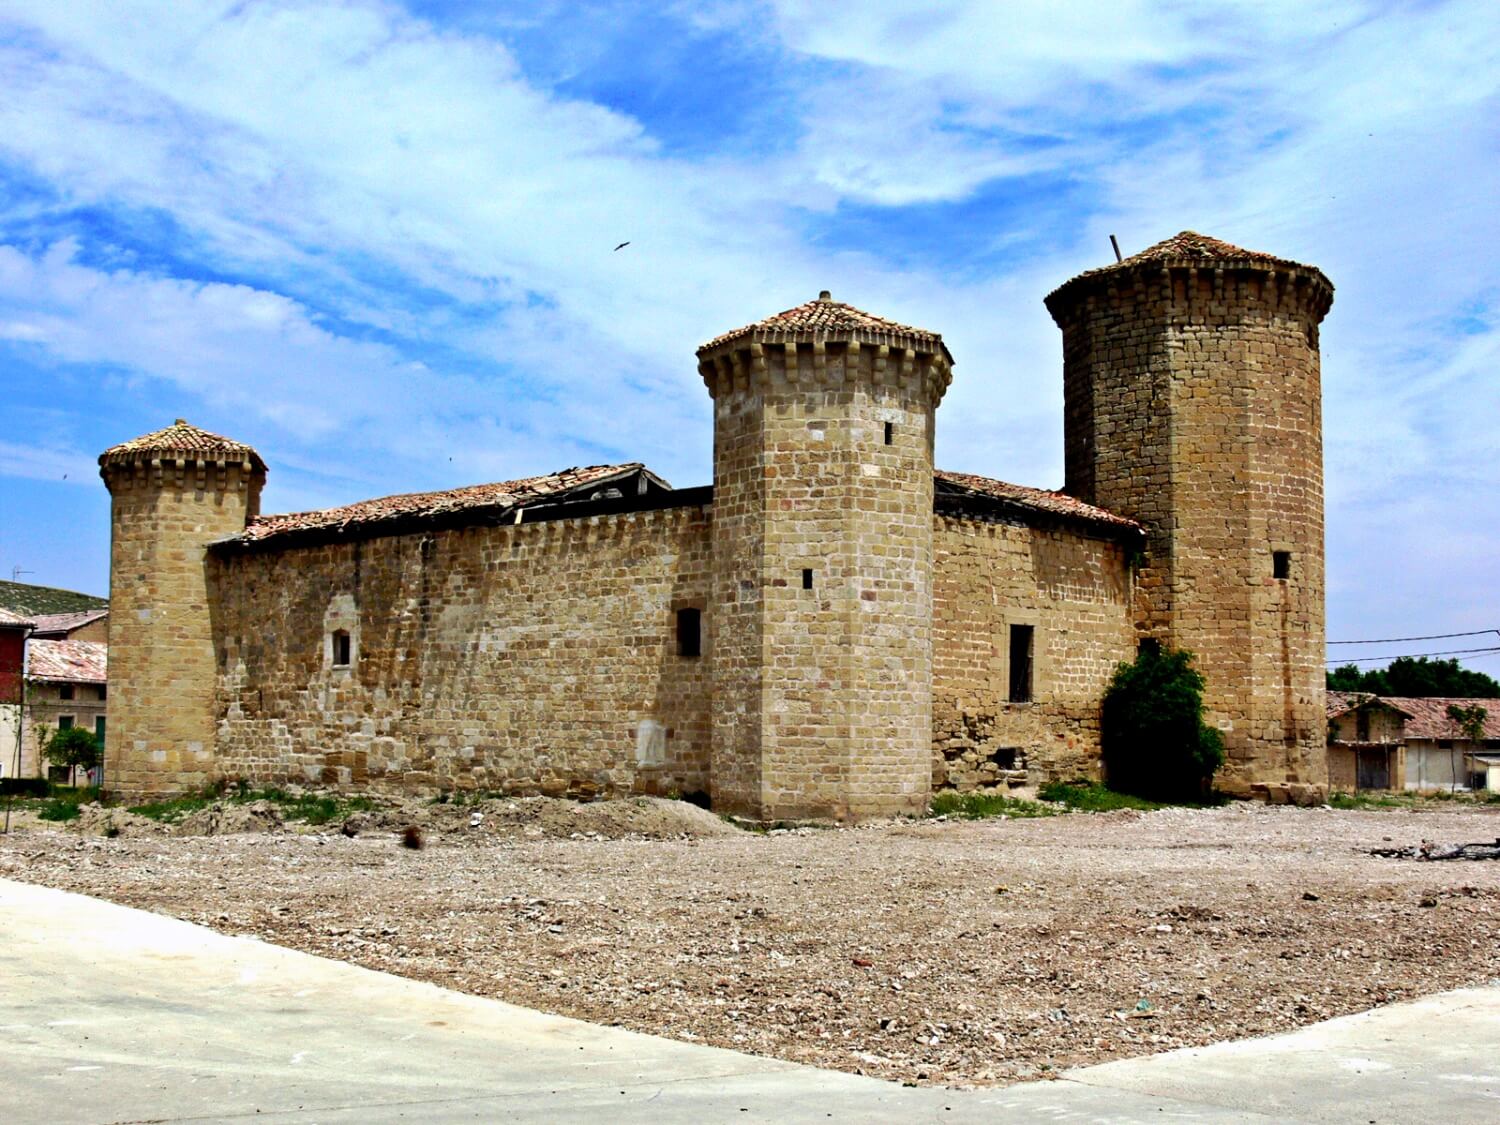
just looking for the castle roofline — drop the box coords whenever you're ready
[215,463,678,551]
[934,469,1144,540]
[99,419,266,474]
[699,291,953,364]
[1044,231,1334,315]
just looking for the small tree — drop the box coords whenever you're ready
[1446,703,1488,744]
[1102,645,1225,801]
[43,726,99,788]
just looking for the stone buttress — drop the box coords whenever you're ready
[699,293,953,819]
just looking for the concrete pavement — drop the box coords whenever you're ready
[2,877,1497,1123]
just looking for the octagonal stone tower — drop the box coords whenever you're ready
[1045,233,1333,793]
[699,293,953,820]
[99,420,266,800]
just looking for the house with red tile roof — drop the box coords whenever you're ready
[1327,691,1500,792]
[97,233,1335,816]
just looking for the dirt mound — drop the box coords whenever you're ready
[74,804,160,838]
[174,800,284,836]
[339,795,740,841]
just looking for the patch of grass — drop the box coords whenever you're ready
[1038,781,1165,812]
[37,797,83,822]
[128,786,377,825]
[1327,789,1499,810]
[930,790,1060,820]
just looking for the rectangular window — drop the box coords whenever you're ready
[332,630,352,666]
[1008,625,1034,703]
[802,568,814,590]
[676,608,702,658]
[1273,551,1291,580]
[57,715,74,730]
[1357,710,1370,741]
[59,684,74,700]
[884,421,894,445]
[95,716,106,742]
[97,684,107,701]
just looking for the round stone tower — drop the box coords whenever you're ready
[698,292,953,820]
[99,420,266,800]
[1044,232,1333,793]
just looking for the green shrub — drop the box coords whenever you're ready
[38,798,82,822]
[1038,780,1164,812]
[42,726,99,786]
[1101,645,1225,802]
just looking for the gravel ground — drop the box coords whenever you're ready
[3,799,1498,1088]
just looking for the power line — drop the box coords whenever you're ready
[1325,646,1500,665]
[1328,628,1500,645]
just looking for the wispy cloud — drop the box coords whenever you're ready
[0,0,1494,656]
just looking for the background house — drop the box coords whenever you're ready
[0,581,110,785]
[1327,691,1500,792]
[0,608,31,781]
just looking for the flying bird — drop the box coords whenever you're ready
[613,241,631,251]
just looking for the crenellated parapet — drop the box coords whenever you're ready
[697,291,953,407]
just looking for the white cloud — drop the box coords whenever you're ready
[0,0,1496,640]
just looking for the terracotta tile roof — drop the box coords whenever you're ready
[28,609,108,637]
[1381,697,1500,741]
[934,469,1142,534]
[1045,231,1332,309]
[1325,691,1415,721]
[26,639,107,684]
[228,463,668,545]
[701,292,952,362]
[100,419,266,472]
[0,607,32,630]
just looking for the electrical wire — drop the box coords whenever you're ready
[1328,628,1500,645]
[1325,646,1500,665]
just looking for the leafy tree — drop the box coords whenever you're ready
[1102,645,1225,801]
[1446,703,1488,743]
[43,726,99,787]
[1326,657,1499,698]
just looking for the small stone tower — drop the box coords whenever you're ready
[1045,232,1333,792]
[698,293,953,820]
[99,420,266,800]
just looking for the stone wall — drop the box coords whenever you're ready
[210,504,712,799]
[932,515,1136,789]
[104,460,261,800]
[1050,262,1331,794]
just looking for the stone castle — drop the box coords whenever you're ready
[99,232,1333,818]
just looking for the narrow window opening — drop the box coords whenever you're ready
[97,684,107,701]
[883,421,894,445]
[1273,550,1291,580]
[1356,709,1370,742]
[59,684,74,701]
[676,608,702,658]
[1138,637,1161,658]
[802,568,814,590]
[1008,625,1034,703]
[332,629,352,667]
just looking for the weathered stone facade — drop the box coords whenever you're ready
[101,429,264,798]
[210,505,712,798]
[1046,233,1332,794]
[100,232,1332,815]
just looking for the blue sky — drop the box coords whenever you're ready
[0,0,1496,674]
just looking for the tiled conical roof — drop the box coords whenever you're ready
[1045,231,1332,311]
[100,420,265,471]
[700,292,951,362]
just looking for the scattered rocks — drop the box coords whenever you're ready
[175,800,284,837]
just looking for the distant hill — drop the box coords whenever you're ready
[0,579,108,617]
